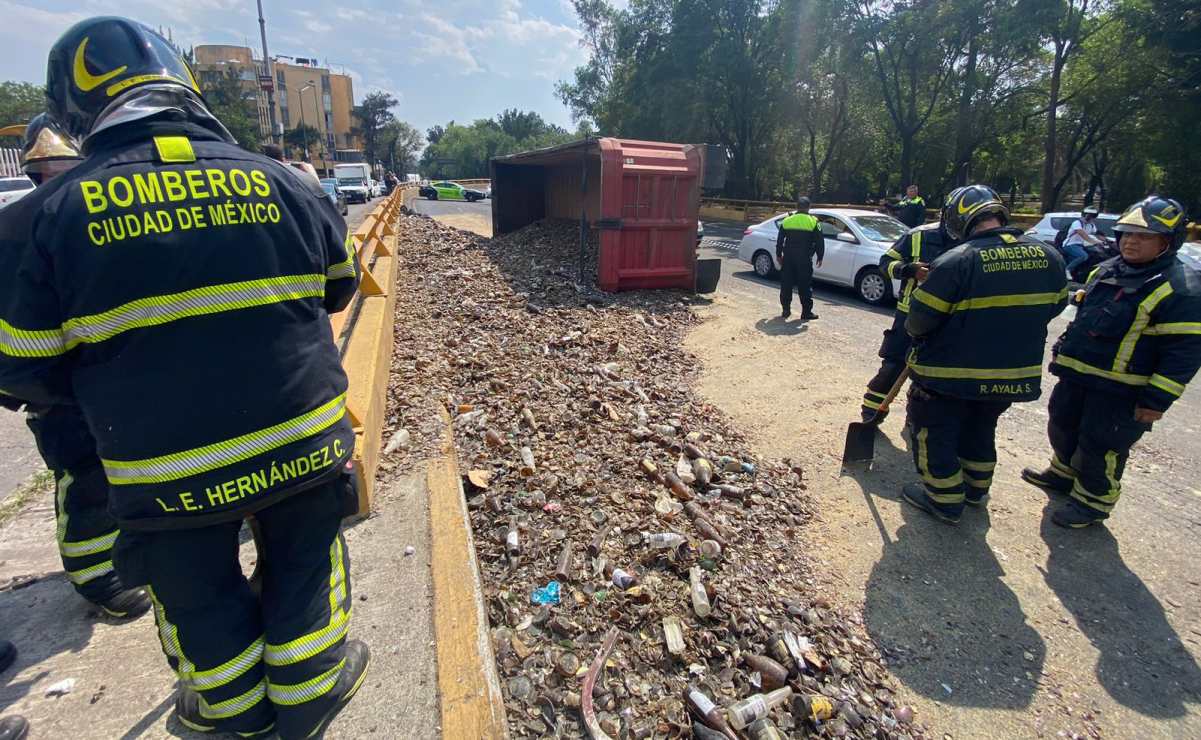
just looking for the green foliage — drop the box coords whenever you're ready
[199,69,262,153]
[556,0,1200,214]
[353,92,398,167]
[283,124,322,159]
[378,120,425,173]
[0,81,46,131]
[420,110,575,178]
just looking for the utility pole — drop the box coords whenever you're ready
[256,0,280,143]
[299,83,314,162]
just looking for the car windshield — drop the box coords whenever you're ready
[0,178,33,193]
[321,182,336,196]
[337,177,364,186]
[1048,214,1117,236]
[853,215,907,243]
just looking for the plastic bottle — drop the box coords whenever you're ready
[662,615,685,656]
[664,471,694,501]
[554,541,573,582]
[505,520,521,559]
[747,717,785,740]
[689,566,712,618]
[644,532,687,550]
[588,524,611,557]
[725,687,792,730]
[684,685,739,740]
[603,561,638,589]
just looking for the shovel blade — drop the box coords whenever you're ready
[841,421,878,464]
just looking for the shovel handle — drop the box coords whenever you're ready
[879,366,911,414]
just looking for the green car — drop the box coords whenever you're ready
[419,181,487,202]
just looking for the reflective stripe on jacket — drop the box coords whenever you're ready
[906,227,1068,401]
[879,223,952,314]
[0,125,359,529]
[1051,254,1201,412]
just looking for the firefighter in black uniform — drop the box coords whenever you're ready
[860,217,956,423]
[902,185,1068,524]
[7,114,152,618]
[0,18,367,738]
[1023,196,1201,528]
[776,196,824,320]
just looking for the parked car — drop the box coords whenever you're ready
[319,178,348,216]
[736,208,909,305]
[1024,211,1119,245]
[334,163,372,204]
[0,175,36,209]
[418,181,487,202]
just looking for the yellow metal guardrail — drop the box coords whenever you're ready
[335,188,405,514]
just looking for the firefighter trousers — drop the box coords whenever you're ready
[779,254,814,315]
[114,476,354,738]
[24,405,124,604]
[1045,379,1150,519]
[862,312,911,417]
[905,385,1011,515]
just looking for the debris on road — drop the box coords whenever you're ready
[384,214,922,738]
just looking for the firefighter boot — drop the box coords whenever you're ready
[174,689,275,738]
[0,717,29,740]
[901,483,962,525]
[296,640,371,740]
[1052,501,1107,529]
[0,641,14,674]
[1021,467,1073,498]
[99,587,152,620]
[964,488,989,507]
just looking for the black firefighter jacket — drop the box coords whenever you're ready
[0,122,360,530]
[906,227,1068,402]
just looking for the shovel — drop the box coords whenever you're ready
[842,366,910,465]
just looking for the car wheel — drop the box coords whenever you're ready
[753,251,776,278]
[855,267,892,305]
[429,192,438,200]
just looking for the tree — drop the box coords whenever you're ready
[426,124,447,146]
[1038,0,1112,210]
[0,82,44,129]
[198,69,263,153]
[377,120,425,173]
[353,92,398,166]
[283,124,321,160]
[849,0,962,189]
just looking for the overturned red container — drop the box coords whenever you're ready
[491,138,703,292]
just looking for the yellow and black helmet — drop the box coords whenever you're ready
[45,16,201,139]
[1113,195,1188,252]
[941,184,1008,241]
[21,113,81,169]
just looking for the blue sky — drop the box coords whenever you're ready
[0,0,610,136]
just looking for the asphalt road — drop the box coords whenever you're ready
[690,219,1201,738]
[0,200,380,505]
[409,195,491,219]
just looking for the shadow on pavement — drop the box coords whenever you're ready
[1038,506,1201,719]
[754,316,808,337]
[846,448,1047,709]
[0,576,96,711]
[728,270,895,318]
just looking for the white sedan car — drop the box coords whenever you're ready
[736,208,910,305]
[0,175,35,209]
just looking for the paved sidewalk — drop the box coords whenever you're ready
[0,412,40,507]
[0,472,438,739]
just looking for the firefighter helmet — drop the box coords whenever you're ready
[1113,195,1188,252]
[941,184,1008,241]
[21,113,82,184]
[45,16,201,139]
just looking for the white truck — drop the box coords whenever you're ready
[333,163,372,204]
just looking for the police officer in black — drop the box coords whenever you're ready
[5,114,152,619]
[860,215,956,423]
[0,18,365,738]
[1023,196,1201,528]
[902,185,1068,523]
[776,196,824,320]
[890,184,927,228]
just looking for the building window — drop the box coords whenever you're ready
[321,75,331,92]
[280,107,289,128]
[276,69,285,87]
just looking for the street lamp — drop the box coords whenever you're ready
[303,79,326,171]
[298,82,314,162]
